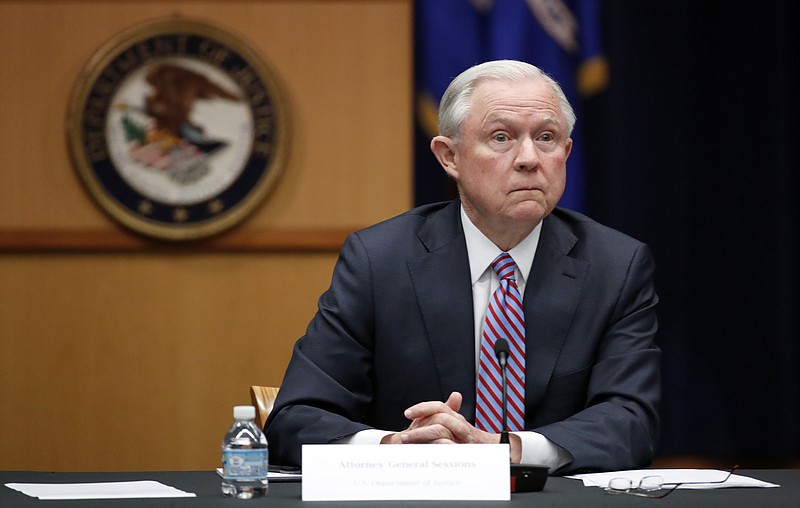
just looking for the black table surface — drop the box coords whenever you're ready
[1,469,797,507]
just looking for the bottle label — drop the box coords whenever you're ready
[222,449,268,480]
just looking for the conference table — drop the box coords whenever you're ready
[2,469,798,507]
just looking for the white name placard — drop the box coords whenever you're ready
[301,444,510,501]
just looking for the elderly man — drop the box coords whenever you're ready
[265,60,660,475]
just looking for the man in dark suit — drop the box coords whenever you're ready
[265,60,660,475]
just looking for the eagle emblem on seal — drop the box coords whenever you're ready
[66,19,289,241]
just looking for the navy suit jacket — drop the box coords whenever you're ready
[265,200,660,474]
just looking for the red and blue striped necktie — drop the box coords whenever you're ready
[476,252,526,433]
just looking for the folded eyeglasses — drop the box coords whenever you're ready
[604,465,739,499]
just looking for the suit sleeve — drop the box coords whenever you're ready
[536,242,661,474]
[264,233,377,467]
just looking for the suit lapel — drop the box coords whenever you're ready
[407,202,477,422]
[524,214,588,419]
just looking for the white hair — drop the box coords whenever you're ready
[438,60,577,141]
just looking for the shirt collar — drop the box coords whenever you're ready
[460,205,542,286]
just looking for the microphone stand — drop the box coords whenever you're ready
[494,338,547,492]
[498,349,509,445]
[493,338,511,444]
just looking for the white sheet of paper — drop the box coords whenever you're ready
[302,444,510,501]
[4,480,196,500]
[567,469,780,489]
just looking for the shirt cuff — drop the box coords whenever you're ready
[333,429,395,445]
[514,431,573,473]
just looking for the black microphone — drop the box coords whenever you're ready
[493,338,510,445]
[493,339,548,492]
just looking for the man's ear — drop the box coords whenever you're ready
[430,136,459,180]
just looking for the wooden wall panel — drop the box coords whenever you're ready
[0,0,412,471]
[0,253,338,471]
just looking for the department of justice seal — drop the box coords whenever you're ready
[66,18,289,241]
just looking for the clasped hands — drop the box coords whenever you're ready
[379,391,522,463]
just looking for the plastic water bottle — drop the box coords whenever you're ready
[221,405,268,499]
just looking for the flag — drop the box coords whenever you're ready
[414,0,608,210]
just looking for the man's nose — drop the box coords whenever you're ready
[515,137,539,171]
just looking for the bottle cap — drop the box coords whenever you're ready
[233,405,256,420]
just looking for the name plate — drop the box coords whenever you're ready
[302,444,510,501]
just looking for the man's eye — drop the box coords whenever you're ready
[539,133,554,142]
[493,133,509,142]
